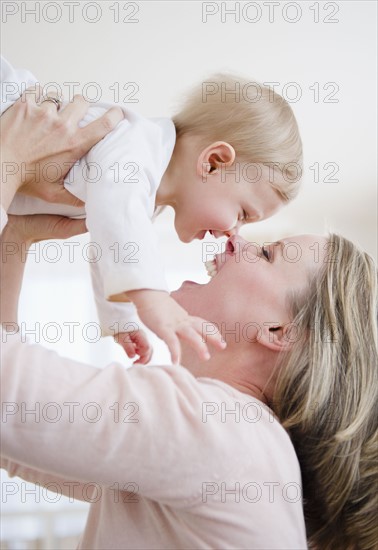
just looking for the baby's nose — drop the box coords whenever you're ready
[212,226,239,239]
[225,227,238,237]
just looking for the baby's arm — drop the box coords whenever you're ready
[90,259,152,364]
[90,242,225,365]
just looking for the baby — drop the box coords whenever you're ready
[1,56,302,364]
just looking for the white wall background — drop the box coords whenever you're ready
[1,1,377,546]
[2,0,377,257]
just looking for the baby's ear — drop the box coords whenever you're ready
[208,142,235,168]
[197,141,236,177]
[259,323,295,353]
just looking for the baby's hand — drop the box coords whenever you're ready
[127,289,226,365]
[115,329,153,365]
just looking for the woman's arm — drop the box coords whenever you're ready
[0,214,87,327]
[0,213,226,504]
[1,457,96,503]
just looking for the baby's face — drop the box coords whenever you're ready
[173,163,284,242]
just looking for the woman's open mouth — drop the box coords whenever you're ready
[204,257,218,278]
[204,237,237,278]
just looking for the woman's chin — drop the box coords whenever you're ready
[181,279,201,287]
[171,280,204,305]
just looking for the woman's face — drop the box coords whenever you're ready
[171,234,327,346]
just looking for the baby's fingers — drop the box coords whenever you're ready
[123,341,137,359]
[133,335,153,365]
[115,333,136,358]
[195,319,226,351]
[121,344,136,359]
[176,325,212,362]
[161,331,181,365]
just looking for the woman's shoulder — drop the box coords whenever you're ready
[193,376,301,481]
[141,365,301,476]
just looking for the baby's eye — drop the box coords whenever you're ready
[239,210,248,222]
[261,246,271,261]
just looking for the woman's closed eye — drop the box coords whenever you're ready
[261,246,271,261]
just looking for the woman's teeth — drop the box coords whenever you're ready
[205,259,218,278]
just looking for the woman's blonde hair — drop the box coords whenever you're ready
[272,234,378,549]
[172,72,303,201]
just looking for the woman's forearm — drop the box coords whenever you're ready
[1,171,23,212]
[0,219,30,327]
[1,214,87,328]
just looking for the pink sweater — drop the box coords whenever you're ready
[1,332,308,549]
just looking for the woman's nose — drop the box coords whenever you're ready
[226,234,247,253]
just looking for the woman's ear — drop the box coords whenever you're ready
[259,323,295,353]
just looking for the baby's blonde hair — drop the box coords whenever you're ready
[172,73,303,201]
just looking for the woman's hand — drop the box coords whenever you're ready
[1,85,124,211]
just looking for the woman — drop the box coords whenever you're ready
[1,91,377,549]
[2,223,377,548]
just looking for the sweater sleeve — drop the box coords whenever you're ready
[1,457,96,503]
[0,331,238,505]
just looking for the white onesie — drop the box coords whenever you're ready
[1,56,176,335]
